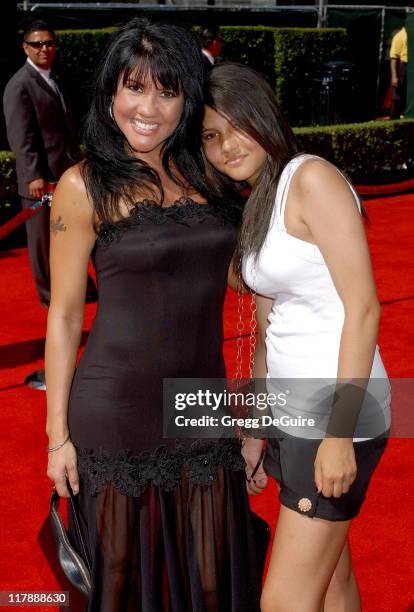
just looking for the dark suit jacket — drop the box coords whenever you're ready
[3,61,79,198]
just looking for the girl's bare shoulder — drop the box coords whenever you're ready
[294,158,345,192]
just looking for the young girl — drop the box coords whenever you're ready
[202,62,391,612]
[45,26,261,611]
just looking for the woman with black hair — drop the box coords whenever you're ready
[45,22,261,611]
[202,63,391,612]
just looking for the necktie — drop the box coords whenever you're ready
[49,73,67,113]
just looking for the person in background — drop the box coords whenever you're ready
[195,25,222,71]
[390,26,408,118]
[3,20,96,390]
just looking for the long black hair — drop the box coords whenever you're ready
[82,18,207,223]
[203,62,299,267]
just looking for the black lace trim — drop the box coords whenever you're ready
[77,439,245,497]
[96,197,241,247]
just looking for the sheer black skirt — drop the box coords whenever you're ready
[69,447,262,612]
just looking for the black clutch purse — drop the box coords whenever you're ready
[38,482,91,599]
[48,485,92,598]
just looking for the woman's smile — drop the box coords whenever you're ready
[113,77,184,160]
[130,118,160,134]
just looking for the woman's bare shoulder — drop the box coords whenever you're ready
[293,157,348,196]
[56,163,88,197]
[54,163,95,212]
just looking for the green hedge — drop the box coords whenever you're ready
[0,151,21,248]
[56,28,116,85]
[0,151,17,207]
[294,119,414,178]
[220,27,348,126]
[52,26,347,127]
[55,28,116,120]
[219,27,278,87]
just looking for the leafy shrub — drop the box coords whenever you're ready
[220,26,348,125]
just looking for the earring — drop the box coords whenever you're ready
[109,102,114,120]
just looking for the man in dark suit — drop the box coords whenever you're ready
[195,25,222,72]
[3,19,82,307]
[3,20,95,389]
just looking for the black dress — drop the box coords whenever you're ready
[67,198,261,612]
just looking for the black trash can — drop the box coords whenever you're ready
[312,61,358,125]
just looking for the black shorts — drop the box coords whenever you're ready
[264,432,388,521]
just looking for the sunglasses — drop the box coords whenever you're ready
[24,40,55,49]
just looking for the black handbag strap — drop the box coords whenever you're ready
[51,483,92,574]
[250,447,265,480]
[68,484,92,574]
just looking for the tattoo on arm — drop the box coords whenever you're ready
[50,215,67,235]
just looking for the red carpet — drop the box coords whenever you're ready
[0,193,413,611]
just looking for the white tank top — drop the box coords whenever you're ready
[242,154,391,439]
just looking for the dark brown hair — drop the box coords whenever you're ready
[203,62,299,267]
